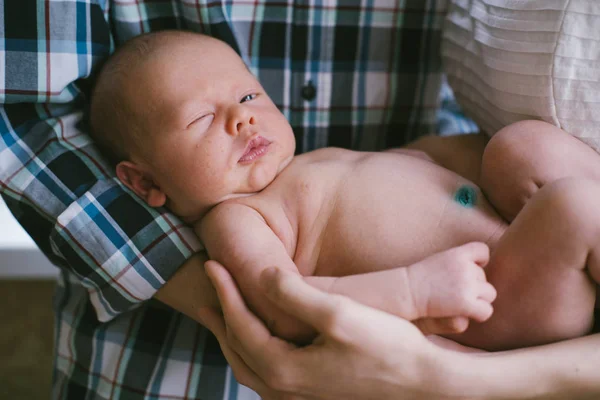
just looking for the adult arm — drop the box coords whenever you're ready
[204,262,600,400]
[0,1,206,322]
[403,133,489,184]
[154,251,220,321]
[449,334,600,400]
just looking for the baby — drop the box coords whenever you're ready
[90,30,600,351]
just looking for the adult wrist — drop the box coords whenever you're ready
[396,343,466,399]
[437,350,559,400]
[154,251,220,323]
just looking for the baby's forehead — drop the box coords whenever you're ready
[117,33,256,111]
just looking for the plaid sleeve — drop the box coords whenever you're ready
[0,0,201,322]
[436,76,479,136]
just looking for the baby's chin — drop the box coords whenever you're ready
[218,177,274,203]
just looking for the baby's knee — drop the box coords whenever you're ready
[485,120,561,170]
[481,120,569,216]
[490,120,562,152]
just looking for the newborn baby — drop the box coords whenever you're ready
[90,30,600,351]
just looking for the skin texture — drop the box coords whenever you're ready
[100,32,600,349]
[91,33,600,397]
[203,263,600,400]
[148,119,600,398]
[105,33,599,350]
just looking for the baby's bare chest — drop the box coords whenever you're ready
[283,152,507,277]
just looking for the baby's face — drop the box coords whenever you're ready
[126,36,296,220]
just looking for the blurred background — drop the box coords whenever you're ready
[0,196,57,399]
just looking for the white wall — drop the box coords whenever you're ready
[0,197,58,278]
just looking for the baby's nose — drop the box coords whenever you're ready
[235,115,256,136]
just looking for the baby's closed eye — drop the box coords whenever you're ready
[188,113,215,129]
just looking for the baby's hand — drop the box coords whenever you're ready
[406,242,496,332]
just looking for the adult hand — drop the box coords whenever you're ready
[202,261,463,400]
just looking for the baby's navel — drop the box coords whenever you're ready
[454,185,477,208]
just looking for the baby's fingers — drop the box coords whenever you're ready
[460,242,490,267]
[479,282,497,303]
[469,299,494,323]
[414,317,469,335]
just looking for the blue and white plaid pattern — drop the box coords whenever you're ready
[437,76,479,136]
[0,0,481,398]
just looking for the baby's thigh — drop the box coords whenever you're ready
[480,120,600,220]
[453,178,599,350]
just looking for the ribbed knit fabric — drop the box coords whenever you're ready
[442,0,600,152]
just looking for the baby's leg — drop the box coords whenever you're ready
[450,178,599,351]
[480,120,600,221]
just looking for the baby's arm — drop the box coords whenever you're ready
[198,203,317,342]
[308,242,496,335]
[199,204,496,341]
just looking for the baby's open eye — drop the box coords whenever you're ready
[240,94,257,103]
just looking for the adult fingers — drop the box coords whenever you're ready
[205,260,272,351]
[196,305,272,388]
[205,260,301,385]
[196,306,226,339]
[211,322,275,397]
[260,267,352,334]
[203,264,283,396]
[415,317,469,335]
[220,336,265,392]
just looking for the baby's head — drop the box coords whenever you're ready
[90,31,295,222]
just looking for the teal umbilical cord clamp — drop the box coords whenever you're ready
[454,186,477,208]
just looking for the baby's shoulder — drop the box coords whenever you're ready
[207,199,264,220]
[300,147,361,162]
[285,148,366,177]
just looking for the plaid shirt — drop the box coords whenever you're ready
[0,0,468,398]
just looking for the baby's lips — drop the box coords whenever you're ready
[239,135,271,161]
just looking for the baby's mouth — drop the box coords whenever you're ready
[239,136,271,163]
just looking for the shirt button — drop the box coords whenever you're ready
[301,81,317,101]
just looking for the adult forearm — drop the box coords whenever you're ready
[405,133,488,184]
[154,251,220,325]
[443,333,600,400]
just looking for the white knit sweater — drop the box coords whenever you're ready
[443,0,600,152]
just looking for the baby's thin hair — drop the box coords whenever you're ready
[89,30,202,164]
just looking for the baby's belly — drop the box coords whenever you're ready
[314,155,508,276]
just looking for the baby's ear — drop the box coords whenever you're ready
[116,161,166,208]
